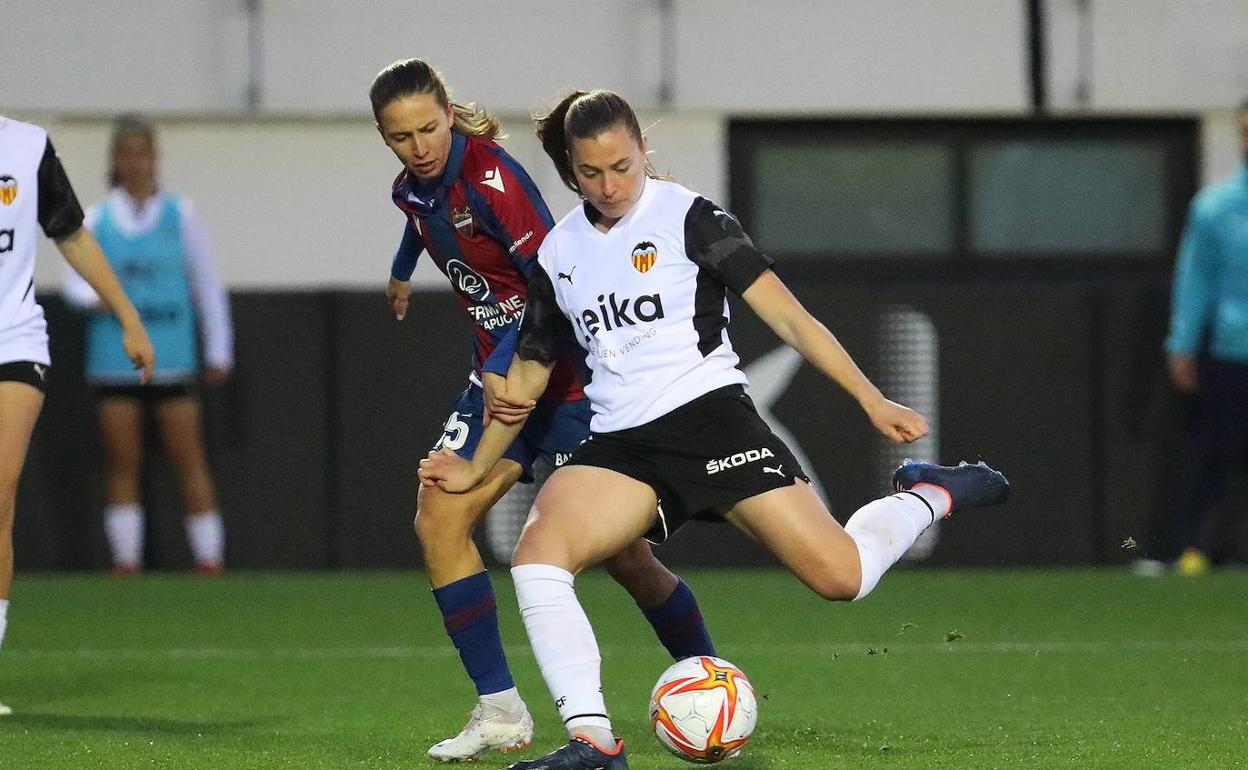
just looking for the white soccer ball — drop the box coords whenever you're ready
[649,655,757,764]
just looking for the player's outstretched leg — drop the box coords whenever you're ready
[892,459,1010,514]
[506,735,629,770]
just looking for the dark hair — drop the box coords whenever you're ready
[108,113,156,188]
[535,89,654,194]
[369,58,502,139]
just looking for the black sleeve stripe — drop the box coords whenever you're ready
[36,137,86,240]
[516,262,577,363]
[683,197,774,295]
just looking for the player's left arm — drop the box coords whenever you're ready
[743,273,926,444]
[475,153,558,420]
[687,197,926,444]
[40,137,156,382]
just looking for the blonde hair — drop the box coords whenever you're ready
[370,58,503,140]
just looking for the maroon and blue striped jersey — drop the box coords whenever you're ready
[390,132,584,402]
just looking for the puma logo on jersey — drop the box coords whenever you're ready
[706,447,775,475]
[481,166,505,193]
[557,266,576,284]
[32,364,47,382]
[573,292,665,339]
[763,465,785,476]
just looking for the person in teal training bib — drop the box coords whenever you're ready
[65,115,234,576]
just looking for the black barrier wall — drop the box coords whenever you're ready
[16,280,1234,571]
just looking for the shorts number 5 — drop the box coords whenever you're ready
[435,411,471,451]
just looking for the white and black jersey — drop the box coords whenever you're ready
[517,178,773,433]
[0,117,85,365]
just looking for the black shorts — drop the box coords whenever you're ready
[564,384,809,543]
[0,361,51,393]
[94,382,195,403]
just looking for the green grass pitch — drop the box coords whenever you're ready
[2,569,1246,769]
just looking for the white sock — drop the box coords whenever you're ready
[104,504,144,567]
[185,510,225,567]
[511,564,612,738]
[0,599,8,652]
[844,491,947,601]
[479,686,525,718]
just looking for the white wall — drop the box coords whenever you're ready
[673,0,1028,113]
[28,112,725,290]
[259,0,667,114]
[1046,0,1248,111]
[1,0,249,111]
[8,0,1247,288]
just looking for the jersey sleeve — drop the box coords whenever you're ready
[473,148,555,279]
[180,200,235,369]
[37,137,86,239]
[482,323,519,376]
[684,197,774,294]
[516,262,577,364]
[1165,196,1220,356]
[390,219,424,281]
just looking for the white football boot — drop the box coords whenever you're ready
[0,701,11,716]
[427,701,534,762]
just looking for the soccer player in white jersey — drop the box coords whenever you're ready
[0,116,155,716]
[418,90,1010,770]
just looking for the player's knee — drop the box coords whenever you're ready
[414,492,478,548]
[511,525,572,571]
[809,567,860,602]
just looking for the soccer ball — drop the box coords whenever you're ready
[649,655,757,763]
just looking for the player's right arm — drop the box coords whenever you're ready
[1165,196,1219,393]
[387,220,423,320]
[419,262,570,492]
[420,355,553,492]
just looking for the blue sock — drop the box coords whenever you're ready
[432,571,515,696]
[641,578,716,660]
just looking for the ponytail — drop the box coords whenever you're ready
[534,89,656,195]
[534,91,588,194]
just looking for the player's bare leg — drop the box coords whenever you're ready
[0,381,46,716]
[99,397,144,574]
[418,459,536,762]
[155,396,223,573]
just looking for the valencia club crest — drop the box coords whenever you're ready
[0,175,17,206]
[631,240,657,273]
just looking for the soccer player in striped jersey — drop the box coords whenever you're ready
[418,90,1009,769]
[0,116,155,716]
[369,60,716,763]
